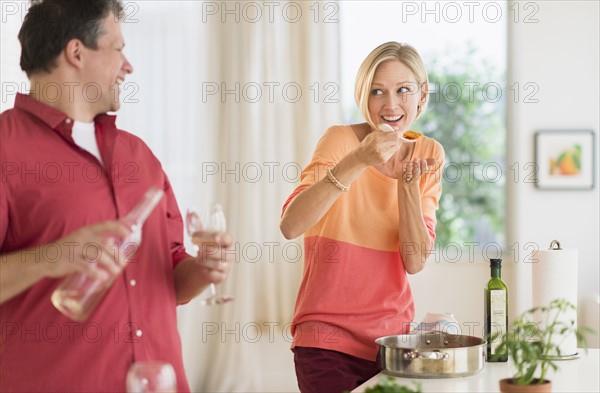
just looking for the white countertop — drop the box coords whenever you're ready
[354,349,600,392]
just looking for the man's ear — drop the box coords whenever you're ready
[63,38,84,69]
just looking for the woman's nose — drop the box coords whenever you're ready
[383,94,399,109]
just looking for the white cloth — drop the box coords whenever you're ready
[413,312,461,335]
[72,121,103,165]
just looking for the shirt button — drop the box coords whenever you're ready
[65,118,72,124]
[136,329,143,337]
[130,279,136,287]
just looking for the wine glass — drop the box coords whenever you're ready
[186,204,234,305]
[126,361,177,393]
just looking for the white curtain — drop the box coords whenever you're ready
[121,1,342,391]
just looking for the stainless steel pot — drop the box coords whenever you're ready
[375,332,485,378]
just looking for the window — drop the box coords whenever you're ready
[340,1,507,250]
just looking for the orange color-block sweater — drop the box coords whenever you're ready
[282,125,445,361]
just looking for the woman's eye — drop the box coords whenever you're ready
[371,89,383,96]
[398,86,410,93]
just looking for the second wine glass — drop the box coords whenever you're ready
[126,361,177,393]
[186,204,233,306]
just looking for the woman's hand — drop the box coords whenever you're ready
[368,136,416,179]
[353,130,403,167]
[397,157,435,185]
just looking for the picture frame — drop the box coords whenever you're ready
[534,130,595,190]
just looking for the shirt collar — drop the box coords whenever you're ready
[14,93,117,137]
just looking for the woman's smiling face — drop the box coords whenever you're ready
[368,60,427,134]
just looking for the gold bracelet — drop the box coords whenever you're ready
[326,169,349,192]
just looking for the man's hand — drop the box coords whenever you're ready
[43,221,131,281]
[1,220,131,304]
[174,232,234,304]
[190,231,234,285]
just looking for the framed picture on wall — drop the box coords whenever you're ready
[535,130,595,190]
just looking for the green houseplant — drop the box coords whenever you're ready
[363,377,422,393]
[492,298,593,392]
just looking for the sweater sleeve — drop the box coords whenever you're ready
[281,126,352,216]
[419,139,445,246]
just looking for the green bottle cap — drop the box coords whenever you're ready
[490,258,502,268]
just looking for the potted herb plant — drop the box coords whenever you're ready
[492,298,593,393]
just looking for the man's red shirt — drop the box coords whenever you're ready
[0,93,191,392]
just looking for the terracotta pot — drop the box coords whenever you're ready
[499,378,552,393]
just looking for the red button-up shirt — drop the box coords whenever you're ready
[0,93,191,392]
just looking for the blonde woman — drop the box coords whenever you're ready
[280,42,445,393]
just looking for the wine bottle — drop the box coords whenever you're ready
[51,187,164,322]
[485,258,508,362]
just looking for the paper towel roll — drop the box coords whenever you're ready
[531,243,578,356]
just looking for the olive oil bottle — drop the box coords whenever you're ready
[485,258,508,362]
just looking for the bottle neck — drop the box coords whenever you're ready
[491,267,501,278]
[122,188,164,229]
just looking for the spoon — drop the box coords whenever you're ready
[377,123,417,143]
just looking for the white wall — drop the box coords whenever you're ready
[0,1,28,112]
[506,0,600,345]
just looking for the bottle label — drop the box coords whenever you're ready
[490,289,507,355]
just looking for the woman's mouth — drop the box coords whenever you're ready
[381,115,403,124]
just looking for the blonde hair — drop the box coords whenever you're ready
[354,42,429,129]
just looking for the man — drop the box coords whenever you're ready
[0,1,232,391]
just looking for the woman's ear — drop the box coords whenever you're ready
[420,82,429,106]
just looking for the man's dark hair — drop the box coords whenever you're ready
[18,0,124,77]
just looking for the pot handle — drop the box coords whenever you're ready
[403,350,449,360]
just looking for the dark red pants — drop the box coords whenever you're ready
[293,347,381,393]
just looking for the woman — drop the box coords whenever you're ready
[280,42,445,393]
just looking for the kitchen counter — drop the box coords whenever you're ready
[353,349,599,392]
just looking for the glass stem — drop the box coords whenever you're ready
[209,282,217,296]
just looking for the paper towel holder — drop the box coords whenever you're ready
[549,240,562,250]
